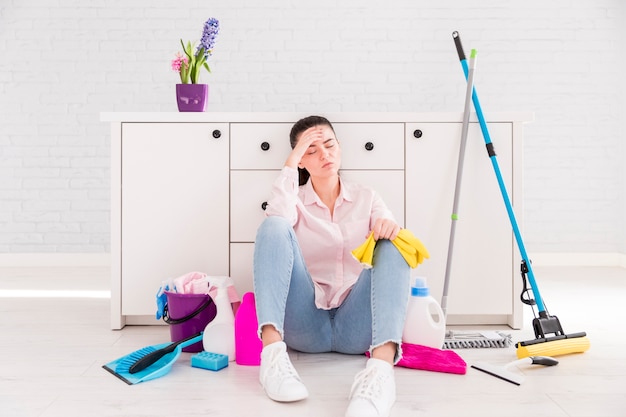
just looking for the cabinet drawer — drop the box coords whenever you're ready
[231,122,405,170]
[333,123,404,169]
[231,123,292,169]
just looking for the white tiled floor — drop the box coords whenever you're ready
[0,265,624,417]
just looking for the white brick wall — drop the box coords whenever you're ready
[0,0,624,255]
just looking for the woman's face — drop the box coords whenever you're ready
[298,125,341,180]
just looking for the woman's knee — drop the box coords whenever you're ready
[371,239,411,283]
[256,216,293,239]
[255,216,293,242]
[373,239,405,263]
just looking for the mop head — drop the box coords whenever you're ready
[516,335,590,359]
[516,313,590,358]
[443,330,513,349]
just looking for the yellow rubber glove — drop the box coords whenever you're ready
[352,229,430,269]
[393,229,430,268]
[350,232,378,266]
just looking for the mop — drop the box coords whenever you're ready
[451,31,590,358]
[441,47,512,349]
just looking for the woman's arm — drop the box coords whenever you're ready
[265,126,325,224]
[264,166,300,225]
[370,192,400,241]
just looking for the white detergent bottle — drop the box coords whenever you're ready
[202,277,236,361]
[402,277,446,349]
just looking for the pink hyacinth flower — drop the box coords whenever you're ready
[171,52,188,72]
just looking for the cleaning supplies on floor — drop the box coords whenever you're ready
[162,291,216,352]
[402,277,446,349]
[156,272,241,319]
[444,330,512,349]
[127,332,204,374]
[471,356,558,385]
[235,292,263,366]
[156,272,241,352]
[102,333,204,385]
[365,342,466,374]
[516,335,590,359]
[202,276,236,361]
[191,351,229,371]
[397,343,466,374]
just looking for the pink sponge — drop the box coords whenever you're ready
[397,343,467,374]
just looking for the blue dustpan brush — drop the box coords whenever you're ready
[103,333,202,385]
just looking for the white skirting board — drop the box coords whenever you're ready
[0,252,624,268]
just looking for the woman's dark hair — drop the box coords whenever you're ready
[289,115,336,186]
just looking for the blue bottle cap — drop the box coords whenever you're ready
[411,277,430,297]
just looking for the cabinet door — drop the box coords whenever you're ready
[406,123,514,317]
[230,170,278,242]
[121,123,229,316]
[230,242,255,296]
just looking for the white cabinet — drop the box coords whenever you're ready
[105,112,530,329]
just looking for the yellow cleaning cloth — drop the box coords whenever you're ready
[352,229,430,269]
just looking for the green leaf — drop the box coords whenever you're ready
[180,39,191,61]
[179,61,190,84]
[193,65,201,83]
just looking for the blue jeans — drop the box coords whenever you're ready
[253,216,411,362]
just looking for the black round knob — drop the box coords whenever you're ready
[261,201,268,211]
[364,142,374,151]
[212,130,221,139]
[413,129,423,138]
[260,142,270,151]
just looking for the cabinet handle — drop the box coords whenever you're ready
[413,129,423,139]
[364,142,374,151]
[261,201,268,211]
[212,129,221,139]
[260,141,270,151]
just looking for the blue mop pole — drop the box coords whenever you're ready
[451,31,546,314]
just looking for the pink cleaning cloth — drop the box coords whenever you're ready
[397,343,467,375]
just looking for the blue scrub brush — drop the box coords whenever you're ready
[103,332,202,385]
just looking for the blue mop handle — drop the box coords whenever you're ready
[451,31,546,313]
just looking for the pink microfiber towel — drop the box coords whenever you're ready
[398,343,467,374]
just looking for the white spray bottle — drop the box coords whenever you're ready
[202,276,236,361]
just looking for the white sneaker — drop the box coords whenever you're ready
[345,358,396,417]
[259,341,309,402]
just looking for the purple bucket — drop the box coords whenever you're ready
[163,291,217,352]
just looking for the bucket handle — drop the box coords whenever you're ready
[162,295,214,325]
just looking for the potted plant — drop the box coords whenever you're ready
[171,18,220,112]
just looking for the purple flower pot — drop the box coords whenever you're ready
[176,83,209,112]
